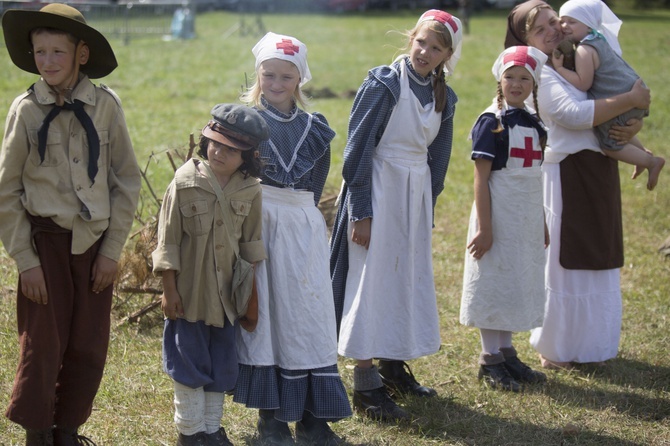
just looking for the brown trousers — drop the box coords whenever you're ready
[5,218,112,430]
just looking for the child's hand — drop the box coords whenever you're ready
[630,79,651,110]
[467,229,492,260]
[351,218,372,250]
[551,51,564,69]
[161,289,184,320]
[91,254,118,294]
[610,118,643,145]
[20,266,48,304]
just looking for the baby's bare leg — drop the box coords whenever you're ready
[603,144,665,190]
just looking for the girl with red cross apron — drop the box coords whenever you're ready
[460,46,550,392]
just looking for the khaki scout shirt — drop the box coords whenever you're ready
[0,77,141,273]
[152,159,266,327]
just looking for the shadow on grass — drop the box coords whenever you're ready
[396,393,646,446]
[542,359,670,422]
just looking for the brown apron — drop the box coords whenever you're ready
[559,150,624,270]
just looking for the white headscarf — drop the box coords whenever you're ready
[416,9,463,76]
[492,46,548,86]
[559,0,623,56]
[252,32,312,87]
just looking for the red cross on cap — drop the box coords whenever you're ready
[510,136,542,167]
[421,9,459,34]
[503,46,537,71]
[276,39,300,55]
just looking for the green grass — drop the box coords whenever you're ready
[1,4,670,445]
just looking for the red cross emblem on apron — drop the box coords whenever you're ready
[510,136,542,167]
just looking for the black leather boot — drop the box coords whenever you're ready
[257,409,295,446]
[352,386,411,422]
[378,360,437,398]
[25,428,53,446]
[295,411,342,445]
[53,427,96,446]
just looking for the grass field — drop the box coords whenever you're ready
[0,3,669,445]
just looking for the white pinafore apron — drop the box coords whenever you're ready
[460,121,546,331]
[236,185,338,369]
[338,61,442,361]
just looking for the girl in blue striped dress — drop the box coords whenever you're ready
[330,10,462,422]
[234,32,351,446]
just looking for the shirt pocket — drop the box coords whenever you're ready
[230,199,251,233]
[28,129,65,167]
[180,199,213,236]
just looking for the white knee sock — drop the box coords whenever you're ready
[499,330,513,349]
[479,328,502,355]
[204,391,225,434]
[173,381,206,436]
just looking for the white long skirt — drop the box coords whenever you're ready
[529,163,622,363]
[338,153,441,361]
[236,186,338,369]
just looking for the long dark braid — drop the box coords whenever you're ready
[433,62,447,113]
[492,83,505,134]
[532,84,547,149]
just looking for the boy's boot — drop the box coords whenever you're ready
[295,411,343,446]
[478,352,520,392]
[501,346,547,384]
[176,432,207,446]
[257,409,294,446]
[25,428,53,446]
[207,427,233,446]
[378,359,437,398]
[352,365,411,423]
[53,426,96,446]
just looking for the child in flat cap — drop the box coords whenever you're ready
[234,32,351,445]
[152,104,268,446]
[0,3,140,444]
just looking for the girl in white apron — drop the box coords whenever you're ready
[460,46,549,392]
[235,32,351,445]
[330,10,462,422]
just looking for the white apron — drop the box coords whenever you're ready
[460,122,546,332]
[338,61,442,361]
[236,185,338,369]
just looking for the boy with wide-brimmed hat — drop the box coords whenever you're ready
[0,3,141,444]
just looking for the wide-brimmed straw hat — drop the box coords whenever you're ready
[2,3,117,78]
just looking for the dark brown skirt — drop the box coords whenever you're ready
[559,150,624,270]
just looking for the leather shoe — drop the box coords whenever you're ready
[353,386,411,422]
[504,355,547,384]
[207,427,233,446]
[295,411,342,445]
[378,359,437,398]
[478,363,520,392]
[257,410,295,445]
[26,428,53,446]
[176,432,208,446]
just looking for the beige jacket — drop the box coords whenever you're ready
[152,159,266,327]
[0,76,141,272]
